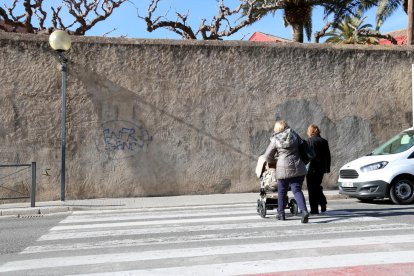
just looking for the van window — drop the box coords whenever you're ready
[371,130,414,155]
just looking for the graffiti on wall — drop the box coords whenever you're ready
[98,120,151,160]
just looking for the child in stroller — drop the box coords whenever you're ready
[255,155,298,218]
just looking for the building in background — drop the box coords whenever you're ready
[248,32,291,43]
[248,30,407,45]
[379,29,406,45]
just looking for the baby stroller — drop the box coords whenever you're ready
[255,155,298,218]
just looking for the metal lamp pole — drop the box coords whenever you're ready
[59,53,68,201]
[49,30,71,201]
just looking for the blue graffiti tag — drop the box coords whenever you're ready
[103,127,144,151]
[99,120,151,160]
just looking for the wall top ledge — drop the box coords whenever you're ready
[1,31,413,52]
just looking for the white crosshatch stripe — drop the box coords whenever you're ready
[36,209,384,242]
[68,203,254,215]
[50,215,263,231]
[23,224,414,254]
[60,208,362,224]
[36,221,412,242]
[60,208,256,224]
[50,209,381,231]
[3,234,414,272]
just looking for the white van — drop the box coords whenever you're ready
[337,127,414,204]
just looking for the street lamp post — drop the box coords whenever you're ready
[49,30,72,201]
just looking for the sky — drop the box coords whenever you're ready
[3,0,408,41]
[81,0,408,42]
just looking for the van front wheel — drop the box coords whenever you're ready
[390,177,414,205]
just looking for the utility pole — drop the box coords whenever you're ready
[409,0,414,45]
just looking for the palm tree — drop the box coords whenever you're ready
[280,1,314,42]
[375,0,408,30]
[323,15,378,44]
[247,0,378,43]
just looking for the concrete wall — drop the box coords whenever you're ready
[0,32,413,200]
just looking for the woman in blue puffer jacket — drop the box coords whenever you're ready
[263,120,309,223]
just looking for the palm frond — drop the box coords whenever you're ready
[322,13,378,45]
[376,0,401,29]
[304,6,313,41]
[323,0,377,25]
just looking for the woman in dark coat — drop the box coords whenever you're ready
[263,120,310,223]
[306,124,331,214]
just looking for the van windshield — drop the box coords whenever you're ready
[371,130,414,155]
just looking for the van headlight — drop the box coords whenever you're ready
[360,161,388,172]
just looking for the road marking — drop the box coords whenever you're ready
[69,203,254,215]
[37,222,411,243]
[60,208,372,224]
[69,251,414,276]
[60,208,255,224]
[50,215,262,230]
[23,225,414,254]
[37,209,384,241]
[51,208,381,231]
[3,234,414,272]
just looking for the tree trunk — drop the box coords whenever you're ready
[291,23,304,43]
[284,4,310,43]
[409,0,414,45]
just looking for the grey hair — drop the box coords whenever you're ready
[274,120,289,133]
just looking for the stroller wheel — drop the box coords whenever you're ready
[258,201,267,218]
[289,198,298,216]
[256,199,261,213]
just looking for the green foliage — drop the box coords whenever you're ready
[375,0,407,30]
[323,15,378,44]
[244,0,381,43]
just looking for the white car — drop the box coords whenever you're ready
[337,127,414,204]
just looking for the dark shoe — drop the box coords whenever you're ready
[310,211,319,215]
[321,205,327,213]
[301,211,309,223]
[276,214,286,220]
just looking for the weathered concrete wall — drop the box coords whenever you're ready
[0,32,413,200]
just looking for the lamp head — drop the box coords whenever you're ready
[49,30,71,52]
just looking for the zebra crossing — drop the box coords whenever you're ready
[1,202,414,275]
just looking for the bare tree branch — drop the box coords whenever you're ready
[51,6,64,30]
[1,0,127,35]
[33,0,47,30]
[102,27,117,36]
[358,29,398,44]
[314,22,332,43]
[140,0,197,39]
[141,0,282,40]
[0,6,26,31]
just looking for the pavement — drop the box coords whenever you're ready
[0,190,348,217]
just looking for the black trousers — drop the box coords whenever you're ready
[306,172,327,213]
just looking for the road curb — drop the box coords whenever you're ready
[0,206,72,217]
[0,192,349,217]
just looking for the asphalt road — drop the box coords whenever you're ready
[0,214,67,259]
[0,198,414,275]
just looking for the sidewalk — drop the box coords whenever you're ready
[0,190,347,217]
